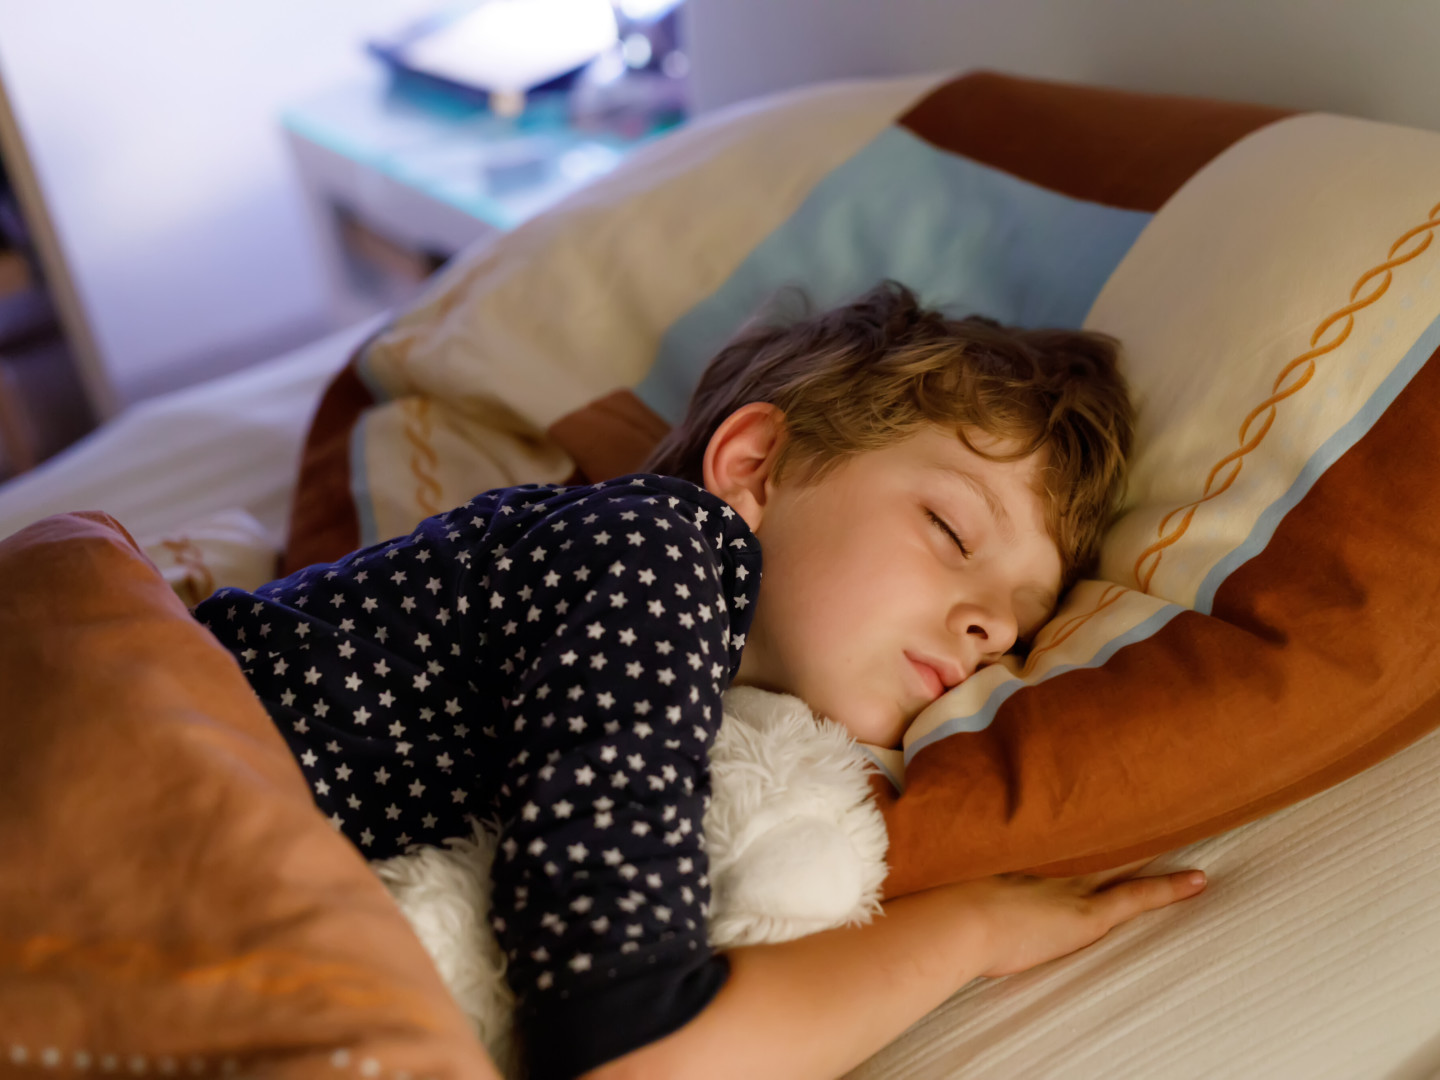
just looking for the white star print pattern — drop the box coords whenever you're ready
[195,474,761,1079]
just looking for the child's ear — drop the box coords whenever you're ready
[701,402,785,533]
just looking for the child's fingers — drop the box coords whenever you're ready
[1092,869,1207,928]
[1072,858,1155,891]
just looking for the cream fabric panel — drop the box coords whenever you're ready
[353,393,577,548]
[1092,113,1440,608]
[905,583,1178,752]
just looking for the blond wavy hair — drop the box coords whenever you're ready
[645,281,1133,588]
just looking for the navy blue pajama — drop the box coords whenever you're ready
[195,475,762,1079]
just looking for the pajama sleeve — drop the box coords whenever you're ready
[194,512,511,860]
[471,483,757,1080]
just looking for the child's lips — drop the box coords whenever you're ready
[905,652,953,703]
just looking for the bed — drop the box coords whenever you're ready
[8,282,1440,1080]
[6,65,1440,1080]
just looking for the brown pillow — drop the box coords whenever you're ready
[0,512,495,1076]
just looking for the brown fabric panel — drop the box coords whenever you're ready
[0,513,496,1076]
[881,340,1440,899]
[549,387,672,484]
[281,358,374,576]
[900,71,1295,212]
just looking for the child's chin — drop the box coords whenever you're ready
[830,707,906,749]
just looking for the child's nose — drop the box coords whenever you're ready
[952,602,1019,660]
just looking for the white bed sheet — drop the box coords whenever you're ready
[0,315,383,546]
[850,723,1440,1079]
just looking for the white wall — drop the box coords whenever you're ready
[684,0,1440,132]
[0,0,434,412]
[9,0,1438,414]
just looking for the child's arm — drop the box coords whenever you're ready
[584,866,1206,1080]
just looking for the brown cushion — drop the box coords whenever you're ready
[0,512,496,1075]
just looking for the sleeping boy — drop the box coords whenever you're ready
[197,281,1205,1080]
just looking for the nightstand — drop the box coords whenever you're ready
[284,73,675,326]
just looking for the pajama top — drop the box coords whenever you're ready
[195,475,763,1079]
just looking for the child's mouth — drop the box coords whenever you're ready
[905,652,948,702]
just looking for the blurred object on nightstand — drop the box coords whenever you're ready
[367,0,620,109]
[0,158,96,481]
[569,0,689,136]
[286,4,689,327]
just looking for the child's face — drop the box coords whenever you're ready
[733,424,1063,749]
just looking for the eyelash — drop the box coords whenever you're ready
[927,510,972,559]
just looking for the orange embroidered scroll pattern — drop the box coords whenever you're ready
[1132,198,1440,595]
[401,396,444,518]
[1013,198,1440,663]
[1023,584,1126,673]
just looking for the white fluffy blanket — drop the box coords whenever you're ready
[372,686,889,1077]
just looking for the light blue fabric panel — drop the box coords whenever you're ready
[1194,307,1440,615]
[635,125,1153,423]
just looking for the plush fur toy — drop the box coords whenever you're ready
[373,686,889,1077]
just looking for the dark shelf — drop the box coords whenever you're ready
[0,149,95,479]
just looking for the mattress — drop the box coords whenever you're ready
[3,314,1438,1078]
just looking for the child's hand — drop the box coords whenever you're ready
[947,863,1207,978]
[586,861,1205,1080]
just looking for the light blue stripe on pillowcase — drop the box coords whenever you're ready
[634,124,1153,423]
[858,746,905,793]
[902,602,1188,765]
[1194,307,1440,615]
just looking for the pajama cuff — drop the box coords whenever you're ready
[519,947,729,1080]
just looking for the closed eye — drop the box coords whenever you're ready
[927,510,972,559]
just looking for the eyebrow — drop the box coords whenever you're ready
[928,463,1016,544]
